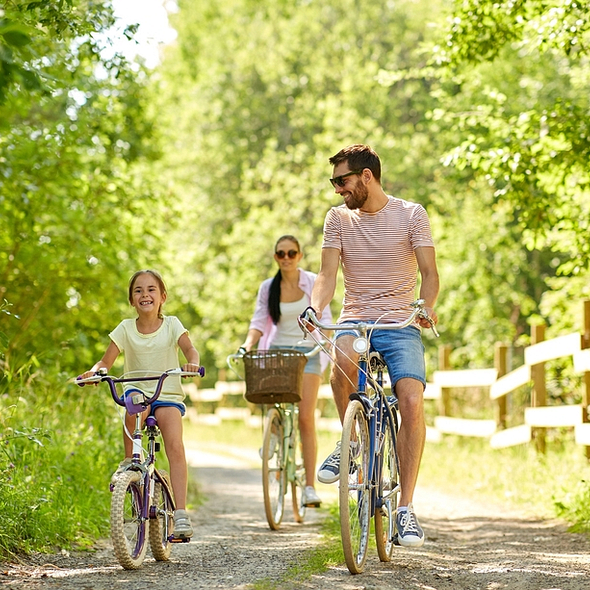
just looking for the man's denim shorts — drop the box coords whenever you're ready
[269,344,322,376]
[334,323,425,389]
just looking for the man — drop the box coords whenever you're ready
[310,144,439,548]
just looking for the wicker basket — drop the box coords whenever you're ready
[243,349,307,404]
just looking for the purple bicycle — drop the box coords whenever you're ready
[77,367,204,570]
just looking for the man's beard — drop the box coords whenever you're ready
[344,180,369,210]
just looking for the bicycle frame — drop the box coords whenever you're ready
[76,367,205,568]
[299,299,437,572]
[347,326,400,521]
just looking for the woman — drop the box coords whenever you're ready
[242,235,332,507]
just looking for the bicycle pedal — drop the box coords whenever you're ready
[168,535,191,544]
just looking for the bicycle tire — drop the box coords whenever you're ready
[149,469,175,561]
[111,470,148,570]
[339,399,371,574]
[290,418,306,523]
[262,407,286,530]
[374,405,400,562]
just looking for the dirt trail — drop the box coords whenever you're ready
[3,441,590,589]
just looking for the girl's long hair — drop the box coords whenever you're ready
[268,235,300,325]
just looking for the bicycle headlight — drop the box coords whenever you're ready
[353,337,368,353]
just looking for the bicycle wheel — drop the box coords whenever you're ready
[111,470,148,570]
[262,407,286,530]
[290,422,306,523]
[375,407,400,562]
[339,399,371,574]
[149,470,175,561]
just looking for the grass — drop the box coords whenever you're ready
[4,376,590,566]
[419,433,590,520]
[0,369,124,558]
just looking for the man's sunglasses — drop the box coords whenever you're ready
[275,250,299,259]
[329,169,363,188]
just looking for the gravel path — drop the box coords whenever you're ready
[3,441,590,589]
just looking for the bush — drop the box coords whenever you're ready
[0,367,121,558]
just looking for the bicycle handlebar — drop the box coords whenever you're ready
[299,299,439,338]
[75,367,205,410]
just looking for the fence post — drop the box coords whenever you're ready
[438,344,452,417]
[531,323,547,453]
[494,343,508,429]
[582,300,590,460]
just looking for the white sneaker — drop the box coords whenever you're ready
[302,486,322,507]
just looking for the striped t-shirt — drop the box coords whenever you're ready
[322,195,435,323]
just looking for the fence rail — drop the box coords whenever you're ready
[184,299,590,455]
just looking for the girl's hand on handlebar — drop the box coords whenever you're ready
[76,370,103,386]
[181,363,202,375]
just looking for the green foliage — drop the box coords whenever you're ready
[431,0,590,275]
[556,479,590,534]
[0,366,120,557]
[0,0,173,375]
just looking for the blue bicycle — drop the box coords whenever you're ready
[300,300,438,574]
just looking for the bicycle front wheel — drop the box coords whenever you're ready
[262,407,286,530]
[111,470,148,570]
[149,469,175,561]
[339,400,371,574]
[290,422,306,523]
[375,407,400,562]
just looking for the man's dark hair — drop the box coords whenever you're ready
[329,144,381,182]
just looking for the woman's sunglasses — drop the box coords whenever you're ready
[275,250,299,259]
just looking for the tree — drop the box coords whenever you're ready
[0,0,168,374]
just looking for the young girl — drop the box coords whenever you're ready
[80,269,200,540]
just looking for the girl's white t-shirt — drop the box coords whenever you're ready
[109,315,188,402]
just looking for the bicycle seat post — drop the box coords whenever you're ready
[132,413,144,464]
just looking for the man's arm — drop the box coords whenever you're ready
[415,246,440,327]
[310,247,340,320]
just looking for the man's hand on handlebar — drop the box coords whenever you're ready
[417,306,437,329]
[299,306,320,333]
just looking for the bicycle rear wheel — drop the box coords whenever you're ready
[375,407,400,562]
[262,407,286,530]
[111,470,148,570]
[339,399,371,574]
[149,470,175,561]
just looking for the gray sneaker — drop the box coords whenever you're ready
[173,509,193,540]
[396,504,424,547]
[317,441,359,484]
